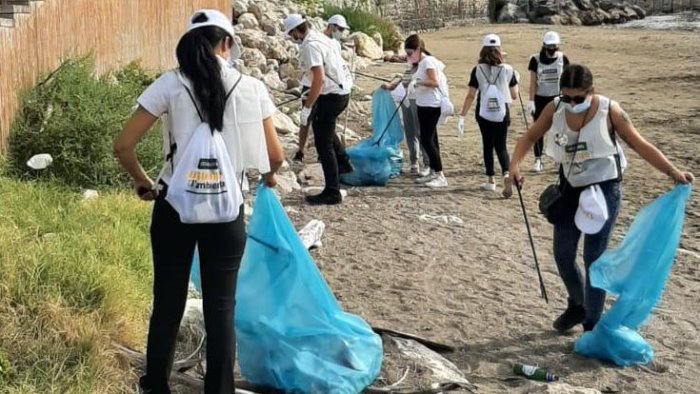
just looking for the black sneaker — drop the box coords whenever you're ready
[553,299,586,333]
[582,321,596,332]
[338,160,354,175]
[306,190,342,205]
[293,150,304,162]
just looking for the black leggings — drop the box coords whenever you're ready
[476,109,510,177]
[139,194,246,394]
[533,95,556,157]
[416,106,443,172]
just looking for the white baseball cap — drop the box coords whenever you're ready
[543,31,561,45]
[187,9,240,60]
[327,14,350,30]
[575,185,609,234]
[481,33,501,48]
[283,13,307,35]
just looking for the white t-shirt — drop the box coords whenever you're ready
[299,30,352,95]
[414,55,444,108]
[137,58,276,185]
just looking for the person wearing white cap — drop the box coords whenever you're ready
[457,33,519,197]
[292,14,352,163]
[114,9,284,393]
[283,13,354,204]
[509,64,693,334]
[527,31,570,173]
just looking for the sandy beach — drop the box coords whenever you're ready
[282,22,700,393]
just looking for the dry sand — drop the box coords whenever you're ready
[283,23,700,393]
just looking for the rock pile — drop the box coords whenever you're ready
[496,0,646,25]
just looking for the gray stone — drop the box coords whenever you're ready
[272,111,299,134]
[275,171,301,195]
[350,32,384,59]
[240,47,268,70]
[286,78,301,89]
[573,0,594,10]
[238,29,268,50]
[233,0,249,19]
[237,12,259,29]
[248,2,264,22]
[497,3,528,22]
[266,39,290,62]
[279,62,300,81]
[249,67,264,80]
[262,71,287,91]
[630,4,646,18]
[261,19,281,36]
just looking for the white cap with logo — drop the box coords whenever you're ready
[327,14,350,30]
[575,184,609,234]
[543,31,561,45]
[186,9,240,60]
[481,33,501,48]
[283,13,307,35]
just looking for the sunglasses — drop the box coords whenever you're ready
[560,93,590,104]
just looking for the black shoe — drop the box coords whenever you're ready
[582,321,596,332]
[338,160,354,175]
[306,190,342,205]
[293,150,304,162]
[553,299,586,333]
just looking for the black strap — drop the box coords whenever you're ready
[167,73,244,171]
[479,64,504,87]
[608,99,623,181]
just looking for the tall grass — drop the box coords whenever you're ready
[0,177,152,393]
[322,5,402,51]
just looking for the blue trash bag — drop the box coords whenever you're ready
[574,184,692,366]
[341,89,404,186]
[191,185,383,393]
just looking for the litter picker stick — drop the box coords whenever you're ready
[276,96,300,108]
[515,180,549,303]
[355,70,395,83]
[516,90,549,303]
[341,45,357,146]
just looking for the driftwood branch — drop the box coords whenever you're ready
[372,327,456,353]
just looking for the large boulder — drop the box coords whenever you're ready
[262,70,286,91]
[261,18,281,36]
[573,0,595,10]
[279,62,300,81]
[497,3,528,22]
[237,13,259,29]
[266,38,290,62]
[272,111,298,135]
[240,47,268,70]
[248,2,265,22]
[630,4,646,18]
[233,0,250,19]
[535,1,559,16]
[237,29,268,50]
[351,32,384,60]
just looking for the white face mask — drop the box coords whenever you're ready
[331,30,342,41]
[563,95,592,114]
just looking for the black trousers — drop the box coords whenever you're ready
[139,194,246,394]
[533,95,556,157]
[312,93,350,193]
[476,107,511,177]
[416,105,443,172]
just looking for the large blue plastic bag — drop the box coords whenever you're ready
[194,185,383,393]
[575,184,692,366]
[341,89,404,186]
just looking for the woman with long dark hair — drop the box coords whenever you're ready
[405,34,449,187]
[457,34,519,197]
[114,9,283,393]
[509,64,693,333]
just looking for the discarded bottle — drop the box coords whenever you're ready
[26,153,53,170]
[513,363,558,382]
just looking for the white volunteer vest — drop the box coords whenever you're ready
[534,52,565,97]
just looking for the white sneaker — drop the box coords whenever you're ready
[426,173,448,188]
[533,158,543,173]
[418,166,431,177]
[416,171,436,184]
[409,164,419,174]
[481,182,496,191]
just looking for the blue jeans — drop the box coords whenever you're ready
[552,179,622,327]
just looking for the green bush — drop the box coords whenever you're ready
[6,57,162,189]
[322,4,403,51]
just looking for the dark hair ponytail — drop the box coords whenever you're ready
[560,64,593,90]
[176,14,231,132]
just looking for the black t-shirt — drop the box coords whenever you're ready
[527,53,570,73]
